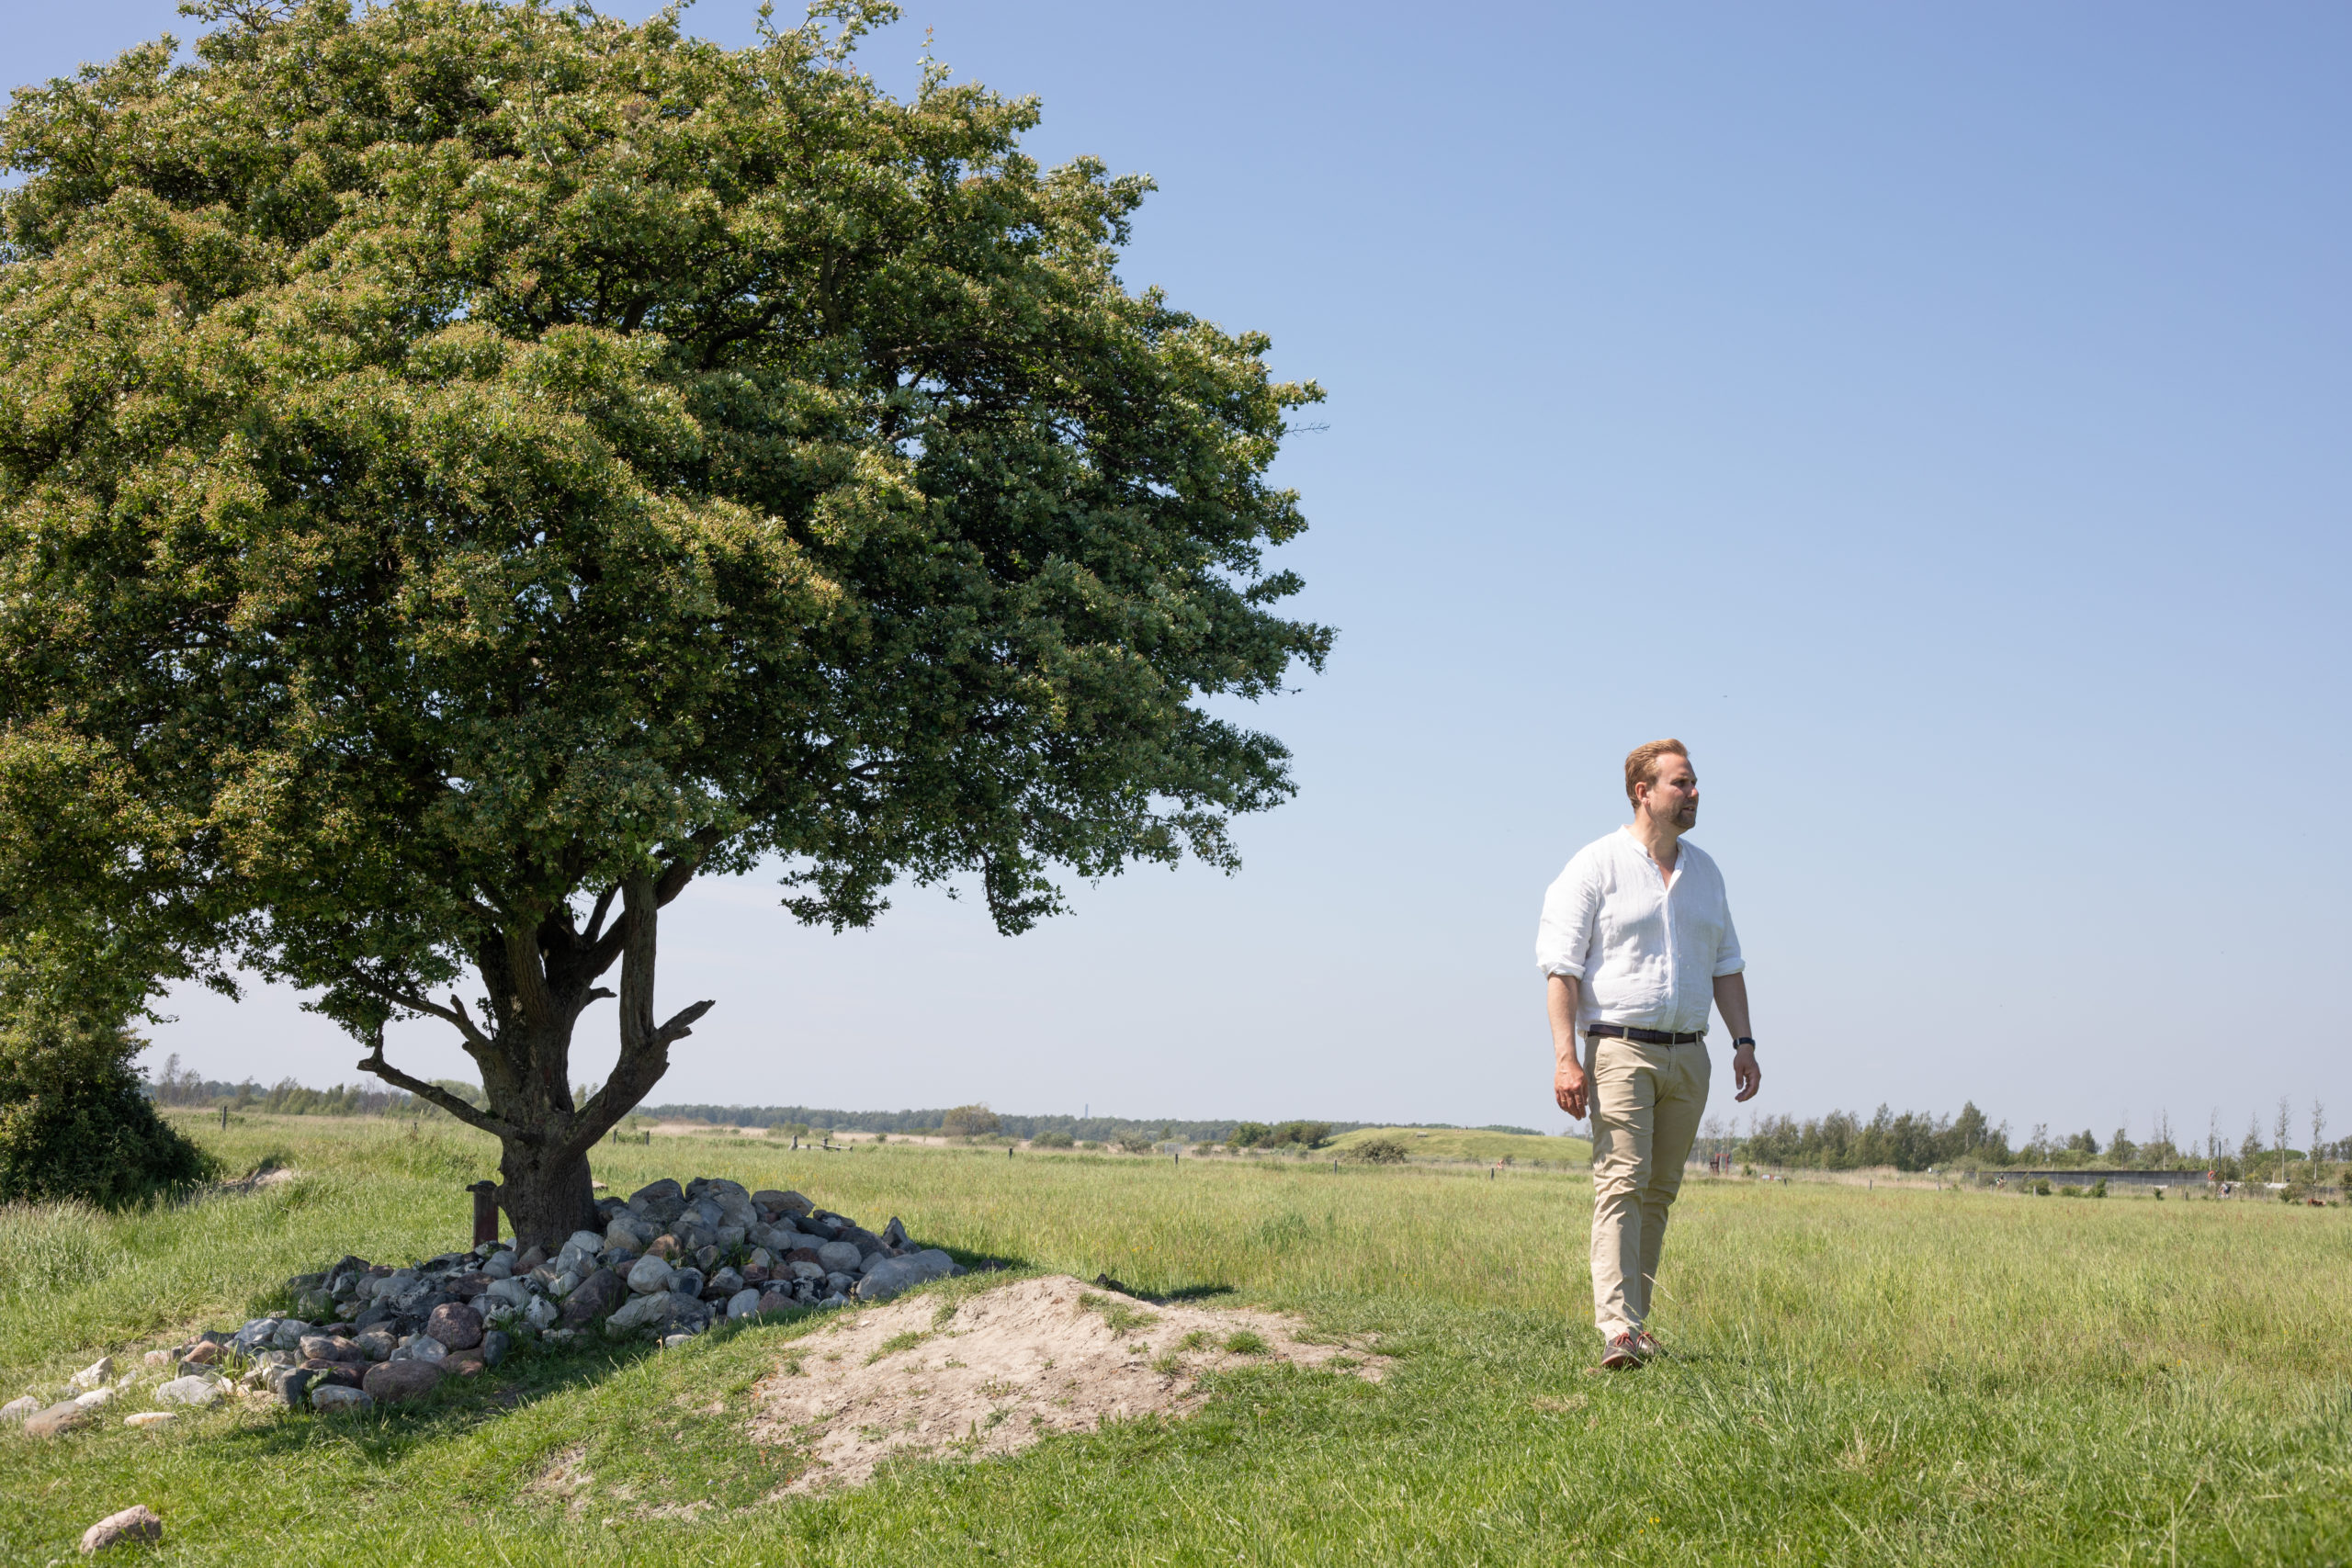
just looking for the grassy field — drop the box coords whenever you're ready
[5,1111,2351,1565]
[1325,1125,1593,1164]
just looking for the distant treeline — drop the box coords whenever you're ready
[1736,1101,2352,1179]
[147,1055,478,1119]
[138,1064,1542,1145]
[638,1104,1545,1145]
[639,1104,1363,1144]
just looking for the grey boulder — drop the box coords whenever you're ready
[425,1303,485,1350]
[854,1249,958,1303]
[361,1359,442,1404]
[24,1400,96,1438]
[560,1268,622,1325]
[79,1505,164,1554]
[153,1376,221,1407]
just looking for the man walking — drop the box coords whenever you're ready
[1535,739,1759,1371]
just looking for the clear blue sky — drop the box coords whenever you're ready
[14,1,2349,1147]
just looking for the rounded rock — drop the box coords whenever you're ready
[424,1303,484,1351]
[153,1376,221,1408]
[25,1400,96,1438]
[360,1359,442,1404]
[79,1503,163,1554]
[311,1383,375,1413]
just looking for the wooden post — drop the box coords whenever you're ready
[467,1180,500,1247]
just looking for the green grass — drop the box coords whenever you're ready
[4,1111,2350,1563]
[1324,1124,1593,1164]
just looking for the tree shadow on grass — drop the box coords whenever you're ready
[1159,1283,1238,1303]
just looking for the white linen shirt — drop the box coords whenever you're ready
[1534,828,1744,1036]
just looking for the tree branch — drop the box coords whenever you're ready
[349,974,493,1051]
[581,883,618,945]
[554,998,711,1166]
[356,1035,526,1141]
[656,998,715,1044]
[583,829,723,976]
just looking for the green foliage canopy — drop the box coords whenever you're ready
[0,0,1328,1233]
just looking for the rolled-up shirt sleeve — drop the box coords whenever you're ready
[1712,897,1745,977]
[1534,857,1600,978]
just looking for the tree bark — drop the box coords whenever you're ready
[497,1132,597,1254]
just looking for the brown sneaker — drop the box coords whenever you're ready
[1600,1332,1644,1371]
[1631,1330,1663,1361]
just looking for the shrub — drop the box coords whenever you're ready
[941,1103,1002,1139]
[1227,1119,1330,1151]
[2091,1179,2108,1199]
[2034,1179,2052,1195]
[1115,1133,1159,1155]
[1353,1136,1409,1165]
[1030,1131,1074,1149]
[0,1006,214,1206]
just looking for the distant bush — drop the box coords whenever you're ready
[1080,1140,1102,1151]
[1227,1120,1332,1151]
[942,1103,1002,1139]
[1352,1136,1408,1165]
[0,1006,214,1206]
[1030,1131,1074,1149]
[1115,1133,1159,1155]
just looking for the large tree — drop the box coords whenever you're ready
[0,0,1329,1246]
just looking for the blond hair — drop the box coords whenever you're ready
[1623,739,1689,806]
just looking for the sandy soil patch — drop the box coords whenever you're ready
[748,1274,1385,1495]
[204,1166,301,1198]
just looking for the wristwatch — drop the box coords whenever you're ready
[1732,1037,1757,1051]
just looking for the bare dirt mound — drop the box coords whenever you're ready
[748,1274,1385,1494]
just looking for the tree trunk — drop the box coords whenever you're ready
[356,870,717,1256]
[497,1130,598,1255]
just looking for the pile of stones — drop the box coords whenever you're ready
[2,1179,961,1427]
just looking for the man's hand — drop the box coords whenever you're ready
[1731,1043,1760,1102]
[1713,973,1761,1102]
[1555,1057,1589,1120]
[1545,973,1589,1122]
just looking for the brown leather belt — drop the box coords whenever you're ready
[1585,1024,1705,1045]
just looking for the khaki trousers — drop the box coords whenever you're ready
[1588,1036,1709,1339]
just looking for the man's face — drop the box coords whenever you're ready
[1639,754,1699,829]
